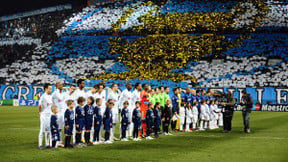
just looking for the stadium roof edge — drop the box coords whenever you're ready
[0,4,72,22]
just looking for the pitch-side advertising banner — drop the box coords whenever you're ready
[0,85,287,111]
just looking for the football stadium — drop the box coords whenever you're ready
[0,0,287,161]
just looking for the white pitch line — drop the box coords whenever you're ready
[9,128,39,131]
[240,136,288,140]
[175,134,288,140]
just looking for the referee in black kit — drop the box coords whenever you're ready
[222,92,236,133]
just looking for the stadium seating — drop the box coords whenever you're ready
[55,0,288,35]
[185,56,288,87]
[0,9,74,39]
[0,0,287,87]
[57,1,145,35]
[0,37,41,46]
[160,0,236,13]
[0,42,65,84]
[55,57,115,79]
[223,33,288,61]
[47,36,117,60]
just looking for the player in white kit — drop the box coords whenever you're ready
[63,85,76,103]
[209,100,218,129]
[119,82,133,138]
[95,83,107,115]
[107,83,120,141]
[86,85,98,104]
[191,101,199,130]
[204,100,211,129]
[199,100,210,130]
[179,102,186,132]
[74,79,87,103]
[185,102,192,132]
[38,84,53,149]
[51,82,66,147]
[214,100,221,128]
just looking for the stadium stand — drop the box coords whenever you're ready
[0,9,74,40]
[0,0,287,88]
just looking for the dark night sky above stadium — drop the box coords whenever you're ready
[0,0,87,16]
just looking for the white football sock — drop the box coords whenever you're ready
[219,115,223,126]
[200,121,204,129]
[49,132,52,146]
[55,141,59,148]
[110,127,114,140]
[129,123,134,137]
[81,131,85,142]
[90,128,94,141]
[99,128,103,139]
[119,125,122,139]
[38,132,43,146]
[59,129,62,143]
[185,123,189,131]
[44,132,49,146]
[192,123,196,129]
[73,126,76,143]
[180,123,183,131]
[45,132,51,146]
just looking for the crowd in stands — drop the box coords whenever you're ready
[0,42,65,84]
[186,56,288,87]
[0,9,74,41]
[47,36,116,61]
[56,1,146,35]
[55,57,114,79]
[0,44,37,68]
[0,0,287,87]
[56,0,288,36]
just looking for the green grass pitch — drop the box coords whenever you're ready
[0,106,287,162]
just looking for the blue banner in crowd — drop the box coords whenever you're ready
[0,85,288,108]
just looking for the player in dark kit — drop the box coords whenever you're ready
[75,97,86,147]
[93,98,103,144]
[50,106,60,149]
[103,101,114,144]
[153,102,161,138]
[132,101,142,141]
[162,99,172,135]
[64,100,75,148]
[146,102,154,140]
[195,90,202,109]
[183,88,192,104]
[171,88,179,132]
[121,101,130,141]
[84,96,94,146]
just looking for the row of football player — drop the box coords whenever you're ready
[38,81,221,149]
[47,94,222,149]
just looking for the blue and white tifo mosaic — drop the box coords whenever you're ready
[0,0,288,102]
